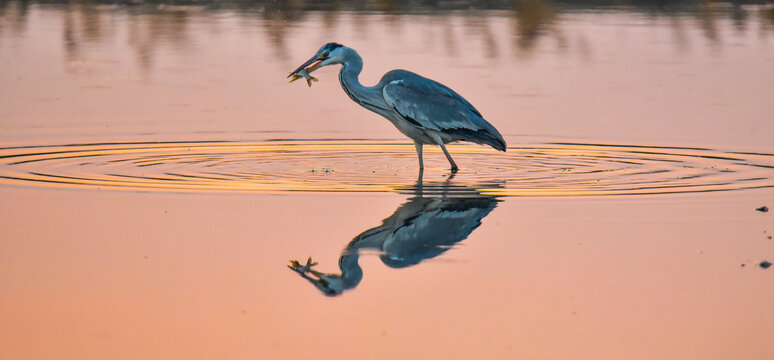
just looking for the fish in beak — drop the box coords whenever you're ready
[287,54,326,87]
[288,68,318,87]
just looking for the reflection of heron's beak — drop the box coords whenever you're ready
[287,55,325,80]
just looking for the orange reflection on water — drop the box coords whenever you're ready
[2,140,772,196]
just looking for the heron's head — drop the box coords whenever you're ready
[308,274,348,297]
[287,42,348,78]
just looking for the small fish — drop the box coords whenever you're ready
[288,68,318,87]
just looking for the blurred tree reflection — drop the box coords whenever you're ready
[126,7,192,69]
[1,0,773,71]
[509,0,560,54]
[697,0,722,47]
[0,0,30,37]
[760,3,774,33]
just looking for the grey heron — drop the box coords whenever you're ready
[288,42,507,172]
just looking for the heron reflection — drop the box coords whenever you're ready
[288,178,499,296]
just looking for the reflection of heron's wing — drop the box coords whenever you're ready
[380,197,498,268]
[344,197,435,251]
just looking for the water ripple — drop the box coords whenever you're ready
[1,140,773,197]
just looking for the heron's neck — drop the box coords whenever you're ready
[338,55,388,111]
[327,252,363,292]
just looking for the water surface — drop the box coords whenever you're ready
[2,140,773,195]
[1,1,773,359]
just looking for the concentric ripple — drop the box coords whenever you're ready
[1,140,773,197]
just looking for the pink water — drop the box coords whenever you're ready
[1,2,773,359]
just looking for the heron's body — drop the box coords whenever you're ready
[289,43,506,171]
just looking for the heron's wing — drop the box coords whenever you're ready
[382,73,496,131]
[382,73,506,150]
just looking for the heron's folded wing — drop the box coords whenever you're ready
[382,78,488,133]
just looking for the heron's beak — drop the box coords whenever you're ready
[287,55,326,80]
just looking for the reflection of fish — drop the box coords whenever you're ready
[288,179,499,296]
[288,68,318,87]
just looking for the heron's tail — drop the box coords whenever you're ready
[479,130,507,152]
[478,123,507,152]
[490,137,507,152]
[452,128,506,152]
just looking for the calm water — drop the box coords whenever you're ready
[1,1,774,359]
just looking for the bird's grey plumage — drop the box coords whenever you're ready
[289,42,507,171]
[381,70,506,151]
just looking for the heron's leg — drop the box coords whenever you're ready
[414,141,424,170]
[437,142,459,172]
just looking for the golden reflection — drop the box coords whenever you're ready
[288,175,500,296]
[1,141,773,196]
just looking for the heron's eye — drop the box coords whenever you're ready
[321,51,329,58]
